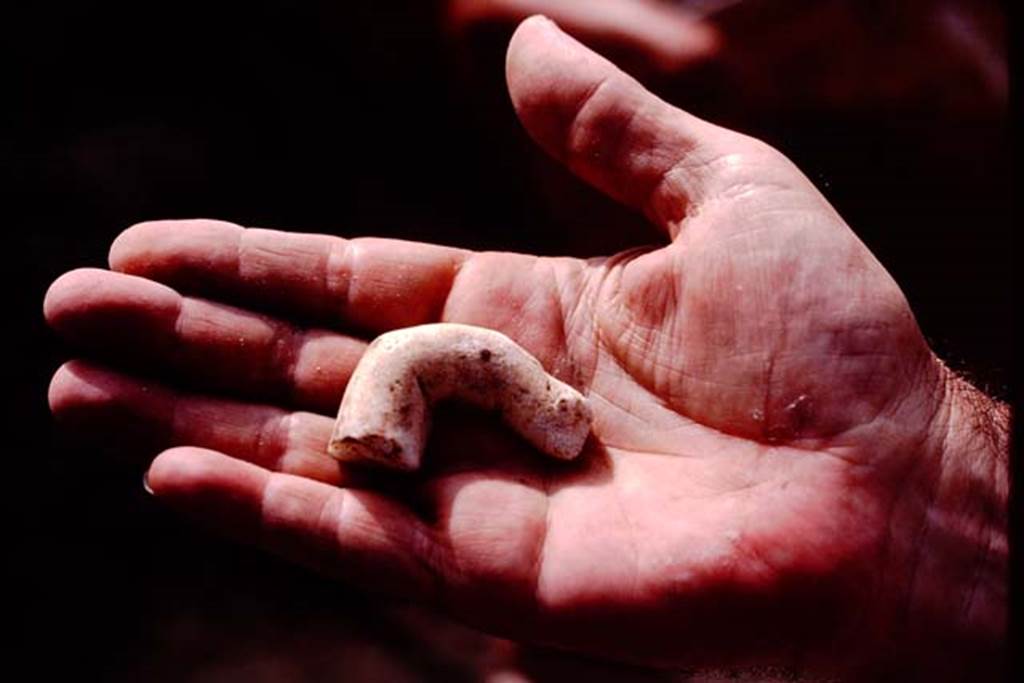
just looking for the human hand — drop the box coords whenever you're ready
[45,17,1006,679]
[684,0,1007,117]
[445,0,1006,117]
[445,0,720,74]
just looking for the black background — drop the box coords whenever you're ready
[6,1,1011,679]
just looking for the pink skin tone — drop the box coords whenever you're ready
[45,17,1005,680]
[446,0,1006,114]
[446,0,720,73]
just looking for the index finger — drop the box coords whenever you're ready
[109,219,470,334]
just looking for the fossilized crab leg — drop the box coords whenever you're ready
[328,323,592,470]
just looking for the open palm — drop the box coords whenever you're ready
[46,17,956,674]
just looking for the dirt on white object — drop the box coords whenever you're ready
[328,323,592,470]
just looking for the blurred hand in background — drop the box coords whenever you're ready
[445,0,1006,117]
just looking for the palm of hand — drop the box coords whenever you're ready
[430,172,935,663]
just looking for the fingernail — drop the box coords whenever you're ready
[143,471,154,495]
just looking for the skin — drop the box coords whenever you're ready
[446,0,1007,113]
[44,17,1006,680]
[445,0,721,73]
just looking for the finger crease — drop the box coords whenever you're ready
[169,295,189,368]
[257,412,291,471]
[324,238,352,323]
[408,523,449,607]
[235,227,248,288]
[269,325,304,403]
[565,74,614,164]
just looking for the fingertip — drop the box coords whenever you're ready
[43,268,180,348]
[48,359,92,418]
[506,14,576,102]
[47,362,173,447]
[47,360,142,421]
[108,218,241,273]
[515,12,557,34]
[146,446,224,497]
[108,220,164,273]
[146,447,266,531]
[147,447,264,499]
[505,8,720,84]
[43,268,111,328]
[506,13,568,72]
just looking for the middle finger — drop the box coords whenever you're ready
[44,268,365,413]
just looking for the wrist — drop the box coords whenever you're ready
[933,369,1009,650]
[877,363,1009,679]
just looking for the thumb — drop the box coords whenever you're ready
[506,15,758,238]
